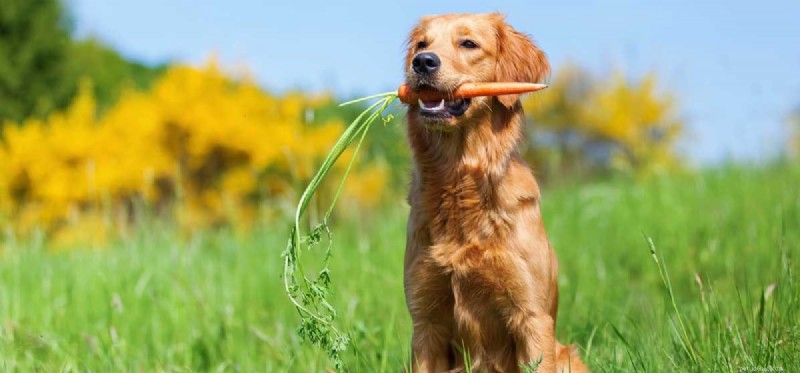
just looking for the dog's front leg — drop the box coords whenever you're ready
[405,254,455,372]
[507,310,556,372]
[410,318,453,372]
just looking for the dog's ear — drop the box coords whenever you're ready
[493,15,550,108]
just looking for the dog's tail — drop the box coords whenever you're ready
[555,342,588,373]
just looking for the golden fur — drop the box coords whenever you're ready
[403,13,588,373]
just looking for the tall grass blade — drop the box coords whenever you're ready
[644,234,699,366]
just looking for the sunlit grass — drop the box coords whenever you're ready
[1,164,799,371]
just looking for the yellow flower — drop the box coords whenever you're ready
[0,59,389,243]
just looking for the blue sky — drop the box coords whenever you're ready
[67,0,800,164]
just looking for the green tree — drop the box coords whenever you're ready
[0,0,73,123]
[1,1,165,125]
[66,37,166,110]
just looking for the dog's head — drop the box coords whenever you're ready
[405,13,549,129]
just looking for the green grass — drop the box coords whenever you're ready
[1,163,799,372]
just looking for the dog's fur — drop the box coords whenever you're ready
[403,14,587,372]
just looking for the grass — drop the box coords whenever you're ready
[1,163,799,371]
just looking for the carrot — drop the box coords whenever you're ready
[397,82,548,104]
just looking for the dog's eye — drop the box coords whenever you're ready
[416,40,428,50]
[460,39,479,49]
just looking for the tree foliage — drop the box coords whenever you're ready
[0,0,164,124]
[0,0,73,122]
[66,38,167,111]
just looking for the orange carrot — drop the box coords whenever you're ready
[397,82,548,104]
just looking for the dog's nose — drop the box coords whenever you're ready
[412,53,440,75]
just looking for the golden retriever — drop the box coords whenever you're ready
[403,13,588,373]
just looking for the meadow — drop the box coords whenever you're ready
[3,1,800,371]
[1,163,798,372]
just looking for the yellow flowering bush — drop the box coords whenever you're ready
[0,61,387,244]
[524,66,683,177]
[579,73,682,174]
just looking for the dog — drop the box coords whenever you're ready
[402,13,588,373]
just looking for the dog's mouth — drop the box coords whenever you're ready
[418,98,471,117]
[408,82,472,118]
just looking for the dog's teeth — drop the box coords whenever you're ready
[419,99,446,110]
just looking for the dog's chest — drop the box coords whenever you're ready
[420,171,513,245]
